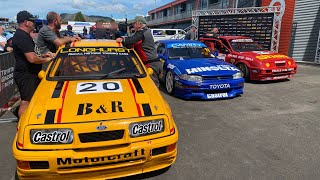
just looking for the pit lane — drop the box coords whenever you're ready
[1,64,320,180]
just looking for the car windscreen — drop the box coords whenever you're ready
[47,47,145,80]
[168,46,212,59]
[229,39,264,52]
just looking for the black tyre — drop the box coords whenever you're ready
[237,63,250,81]
[165,71,175,95]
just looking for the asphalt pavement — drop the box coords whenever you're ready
[1,64,320,180]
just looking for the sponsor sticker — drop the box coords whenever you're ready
[231,39,254,42]
[185,65,239,74]
[30,129,73,144]
[256,54,288,60]
[169,43,204,48]
[57,149,146,166]
[76,81,123,94]
[210,84,231,89]
[129,119,164,137]
[207,93,228,99]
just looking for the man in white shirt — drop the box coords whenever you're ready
[0,26,7,53]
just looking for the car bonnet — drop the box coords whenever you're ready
[28,78,165,124]
[167,58,240,76]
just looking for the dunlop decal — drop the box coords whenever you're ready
[52,81,65,98]
[45,110,56,124]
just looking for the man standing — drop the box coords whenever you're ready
[205,27,219,39]
[37,11,80,55]
[184,25,197,40]
[116,16,162,87]
[0,26,6,53]
[13,11,53,117]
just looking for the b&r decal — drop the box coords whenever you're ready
[77,101,124,115]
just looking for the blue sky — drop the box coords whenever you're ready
[0,0,172,22]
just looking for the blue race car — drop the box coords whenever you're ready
[156,40,244,100]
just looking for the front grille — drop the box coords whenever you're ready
[152,147,167,156]
[202,75,233,80]
[30,161,49,169]
[79,130,124,143]
[275,63,286,67]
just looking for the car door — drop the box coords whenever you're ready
[156,42,167,79]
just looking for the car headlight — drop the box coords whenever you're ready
[129,119,164,138]
[180,74,203,82]
[30,129,73,144]
[233,72,242,79]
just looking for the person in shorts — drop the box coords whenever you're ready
[12,11,53,117]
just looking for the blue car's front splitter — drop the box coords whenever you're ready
[173,79,244,100]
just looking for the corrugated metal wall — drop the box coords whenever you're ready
[289,0,320,62]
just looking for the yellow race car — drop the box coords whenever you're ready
[13,40,178,179]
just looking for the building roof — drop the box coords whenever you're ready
[148,0,188,14]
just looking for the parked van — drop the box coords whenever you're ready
[151,29,186,41]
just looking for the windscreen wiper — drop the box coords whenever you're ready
[99,62,142,79]
[99,67,126,79]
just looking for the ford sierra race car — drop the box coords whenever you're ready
[13,40,178,179]
[199,36,298,81]
[156,40,244,100]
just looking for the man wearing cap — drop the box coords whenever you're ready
[37,12,80,55]
[13,10,53,117]
[116,16,162,88]
[185,25,197,40]
[0,26,6,53]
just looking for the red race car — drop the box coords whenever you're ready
[199,36,298,81]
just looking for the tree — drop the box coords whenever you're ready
[74,12,86,22]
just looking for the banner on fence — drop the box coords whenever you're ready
[0,52,18,108]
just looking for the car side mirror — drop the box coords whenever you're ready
[38,70,46,79]
[147,68,154,75]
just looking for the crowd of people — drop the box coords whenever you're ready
[1,9,218,118]
[1,10,163,117]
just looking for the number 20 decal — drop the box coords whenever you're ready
[76,81,123,94]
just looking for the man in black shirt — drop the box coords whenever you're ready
[116,16,162,87]
[13,11,53,117]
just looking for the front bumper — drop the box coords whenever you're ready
[250,67,297,81]
[174,78,244,100]
[13,129,178,179]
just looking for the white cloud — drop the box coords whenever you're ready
[71,0,96,10]
[97,4,127,13]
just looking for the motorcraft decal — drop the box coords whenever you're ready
[186,65,239,74]
[57,149,146,166]
[76,82,123,94]
[77,101,124,115]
